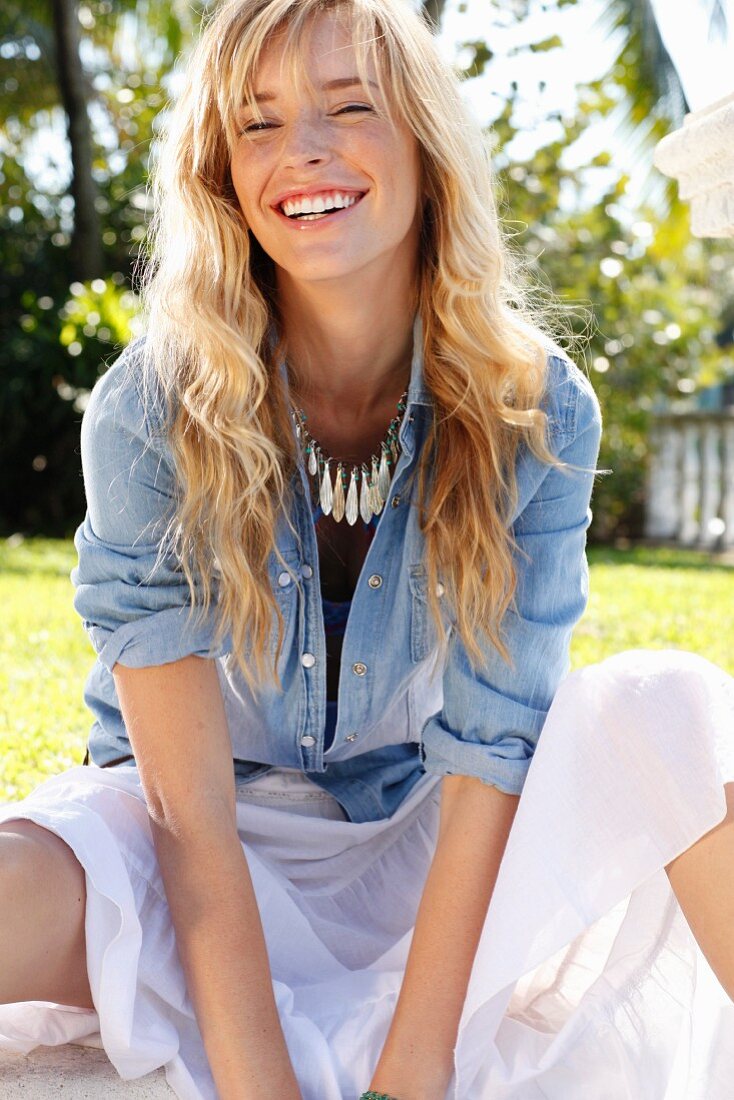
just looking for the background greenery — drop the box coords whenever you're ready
[2,0,732,539]
[1,537,732,803]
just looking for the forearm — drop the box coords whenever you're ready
[369,774,520,1100]
[151,816,301,1100]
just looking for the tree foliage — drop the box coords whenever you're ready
[0,0,203,533]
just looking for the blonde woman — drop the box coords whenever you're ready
[1,0,734,1097]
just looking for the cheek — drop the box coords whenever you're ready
[386,148,422,223]
[230,157,261,220]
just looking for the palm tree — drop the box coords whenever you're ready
[601,0,728,125]
[2,0,199,281]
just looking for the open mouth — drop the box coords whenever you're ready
[274,191,367,223]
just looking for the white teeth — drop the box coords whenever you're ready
[280,191,360,218]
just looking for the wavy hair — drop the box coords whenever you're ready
[137,0,581,696]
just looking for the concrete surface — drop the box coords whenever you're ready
[0,1043,171,1096]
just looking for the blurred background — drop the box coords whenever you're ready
[1,0,733,795]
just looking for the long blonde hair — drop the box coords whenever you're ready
[138,0,578,695]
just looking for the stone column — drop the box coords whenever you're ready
[723,422,734,548]
[680,421,702,545]
[699,420,722,547]
[645,418,682,539]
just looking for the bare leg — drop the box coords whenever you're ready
[0,820,95,1010]
[665,781,734,1002]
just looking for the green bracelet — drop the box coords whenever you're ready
[359,1093,400,1100]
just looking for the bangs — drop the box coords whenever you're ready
[218,0,401,153]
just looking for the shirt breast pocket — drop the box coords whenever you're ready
[408,563,439,664]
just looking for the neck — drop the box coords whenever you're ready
[276,266,418,420]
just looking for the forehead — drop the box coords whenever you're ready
[251,8,380,95]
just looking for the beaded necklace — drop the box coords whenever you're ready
[290,390,408,526]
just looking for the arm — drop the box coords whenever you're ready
[72,345,300,1099]
[369,776,519,1100]
[114,656,301,1100]
[369,361,603,1100]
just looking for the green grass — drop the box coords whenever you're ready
[575,546,734,674]
[1,537,732,803]
[0,538,94,803]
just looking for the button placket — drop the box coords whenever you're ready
[293,488,327,768]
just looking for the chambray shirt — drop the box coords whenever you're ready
[71,314,603,823]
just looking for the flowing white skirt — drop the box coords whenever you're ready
[1,648,734,1099]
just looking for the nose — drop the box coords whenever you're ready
[281,114,333,169]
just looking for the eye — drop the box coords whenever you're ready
[334,103,374,116]
[240,120,275,134]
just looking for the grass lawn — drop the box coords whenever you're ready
[0,537,732,804]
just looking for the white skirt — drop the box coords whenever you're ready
[1,647,734,1100]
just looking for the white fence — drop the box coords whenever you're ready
[645,412,734,547]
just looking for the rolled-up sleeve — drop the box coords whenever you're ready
[419,361,603,794]
[71,342,231,672]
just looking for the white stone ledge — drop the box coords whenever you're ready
[654,90,734,238]
[0,1044,171,1096]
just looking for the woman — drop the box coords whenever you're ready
[1,0,733,1097]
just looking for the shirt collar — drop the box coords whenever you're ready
[405,311,434,409]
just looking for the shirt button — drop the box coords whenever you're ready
[391,495,401,508]
[352,661,367,676]
[300,735,316,747]
[345,732,359,742]
[436,582,445,597]
[301,652,316,668]
[277,571,292,587]
[368,574,383,589]
[301,563,313,579]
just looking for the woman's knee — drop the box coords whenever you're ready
[0,819,86,900]
[0,819,93,1009]
[565,648,733,761]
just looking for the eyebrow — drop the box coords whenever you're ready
[252,76,378,104]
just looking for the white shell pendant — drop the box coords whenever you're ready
[332,463,346,522]
[319,459,333,515]
[378,445,391,500]
[345,467,359,526]
[359,468,373,524]
[290,388,407,525]
[370,456,383,514]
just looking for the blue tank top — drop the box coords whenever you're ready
[322,594,351,752]
[313,502,380,752]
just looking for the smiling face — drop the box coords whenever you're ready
[229,6,424,293]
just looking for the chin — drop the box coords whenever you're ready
[280,255,378,286]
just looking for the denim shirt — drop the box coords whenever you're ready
[71,314,603,823]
